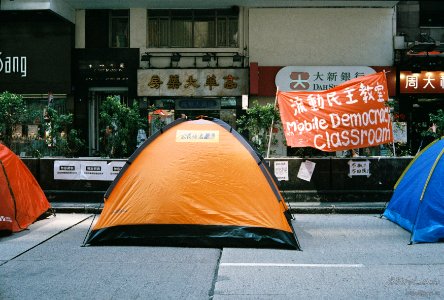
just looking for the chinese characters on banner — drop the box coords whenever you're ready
[277,72,393,152]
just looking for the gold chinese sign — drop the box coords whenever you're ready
[137,69,247,96]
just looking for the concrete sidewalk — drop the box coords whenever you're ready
[49,201,388,214]
[2,213,443,299]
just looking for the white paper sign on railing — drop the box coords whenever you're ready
[106,161,126,181]
[54,160,126,181]
[53,161,81,180]
[80,161,108,180]
[274,161,289,181]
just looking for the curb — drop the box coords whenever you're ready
[50,202,387,215]
[287,202,387,214]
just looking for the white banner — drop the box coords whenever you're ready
[54,160,126,181]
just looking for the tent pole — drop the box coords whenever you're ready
[266,89,279,159]
[81,203,103,247]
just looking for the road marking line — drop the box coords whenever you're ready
[220,263,364,268]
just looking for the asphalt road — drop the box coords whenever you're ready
[1,213,443,299]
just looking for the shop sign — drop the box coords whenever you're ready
[176,130,220,143]
[0,51,27,77]
[297,160,316,182]
[275,66,376,92]
[137,69,248,96]
[400,71,444,93]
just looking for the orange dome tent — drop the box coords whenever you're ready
[86,118,300,249]
[0,144,51,234]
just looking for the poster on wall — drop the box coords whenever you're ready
[275,66,376,92]
[277,72,393,152]
[392,122,407,144]
[297,160,316,182]
[274,161,289,181]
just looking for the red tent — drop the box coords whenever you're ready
[0,144,51,234]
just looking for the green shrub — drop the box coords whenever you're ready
[99,96,146,158]
[236,101,280,156]
[0,91,27,147]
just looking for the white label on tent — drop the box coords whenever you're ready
[176,130,219,143]
[106,161,126,181]
[274,161,289,181]
[80,161,108,180]
[0,215,13,223]
[54,161,81,180]
[297,160,316,182]
[348,160,371,177]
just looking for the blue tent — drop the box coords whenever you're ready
[384,138,444,243]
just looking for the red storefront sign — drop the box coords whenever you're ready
[400,71,444,93]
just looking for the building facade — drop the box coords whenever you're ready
[1,0,443,157]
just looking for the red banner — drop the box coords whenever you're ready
[277,72,393,152]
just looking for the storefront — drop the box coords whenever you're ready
[137,68,248,135]
[73,48,140,156]
[0,10,73,156]
[398,70,444,153]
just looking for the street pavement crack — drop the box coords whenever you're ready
[208,248,223,299]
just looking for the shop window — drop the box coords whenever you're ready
[110,10,129,48]
[148,9,238,48]
[9,96,66,157]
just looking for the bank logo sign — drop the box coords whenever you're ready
[275,66,375,92]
